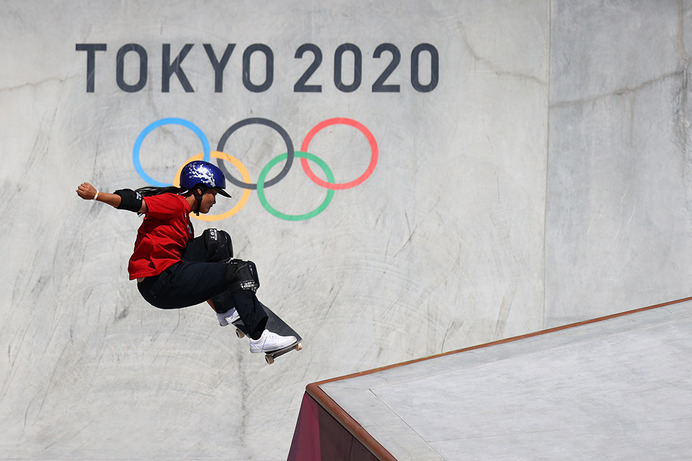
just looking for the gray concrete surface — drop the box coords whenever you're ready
[319,300,692,460]
[1,1,690,459]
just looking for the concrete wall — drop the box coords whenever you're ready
[546,0,692,324]
[1,1,689,459]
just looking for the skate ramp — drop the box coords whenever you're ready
[290,297,692,460]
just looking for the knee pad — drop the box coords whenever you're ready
[226,259,260,292]
[203,228,233,262]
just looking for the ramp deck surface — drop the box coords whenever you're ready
[306,298,692,460]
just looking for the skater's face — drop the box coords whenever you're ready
[198,189,218,214]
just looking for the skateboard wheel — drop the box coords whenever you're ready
[265,355,274,365]
[296,343,303,351]
[235,329,245,339]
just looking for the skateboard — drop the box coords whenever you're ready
[233,301,302,364]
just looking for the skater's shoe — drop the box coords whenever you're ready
[217,308,240,327]
[249,330,297,353]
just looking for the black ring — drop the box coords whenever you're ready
[216,118,294,190]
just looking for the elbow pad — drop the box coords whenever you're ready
[114,189,143,212]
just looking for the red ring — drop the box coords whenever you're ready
[300,118,378,190]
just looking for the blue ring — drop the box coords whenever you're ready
[133,118,211,187]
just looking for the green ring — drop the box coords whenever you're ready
[257,151,335,221]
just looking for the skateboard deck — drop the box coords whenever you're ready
[233,301,302,364]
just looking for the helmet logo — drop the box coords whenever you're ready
[189,164,217,188]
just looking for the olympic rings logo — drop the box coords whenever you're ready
[132,117,378,221]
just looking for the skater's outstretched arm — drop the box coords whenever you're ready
[76,182,148,213]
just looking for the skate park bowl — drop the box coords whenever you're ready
[288,297,692,460]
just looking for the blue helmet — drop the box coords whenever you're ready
[179,160,231,197]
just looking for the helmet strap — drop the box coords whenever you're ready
[192,187,205,216]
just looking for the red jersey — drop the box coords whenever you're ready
[128,193,194,280]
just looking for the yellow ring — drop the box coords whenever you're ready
[175,151,251,222]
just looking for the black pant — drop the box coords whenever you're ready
[137,235,268,339]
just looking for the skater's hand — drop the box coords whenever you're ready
[76,182,99,200]
[75,183,130,210]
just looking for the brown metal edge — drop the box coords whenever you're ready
[305,382,398,461]
[305,296,692,460]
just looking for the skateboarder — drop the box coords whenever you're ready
[76,160,296,354]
